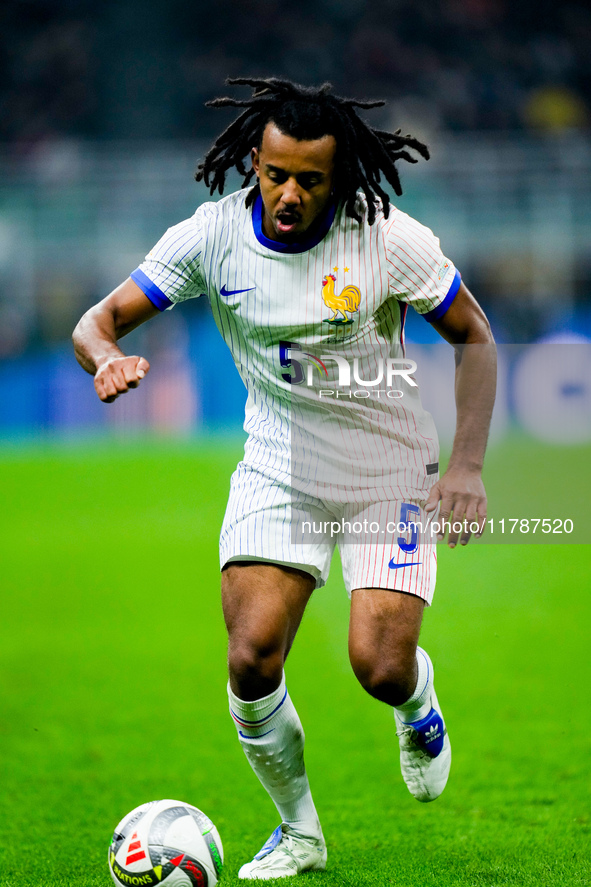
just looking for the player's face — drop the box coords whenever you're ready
[251,123,336,242]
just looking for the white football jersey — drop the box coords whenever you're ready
[132,188,460,501]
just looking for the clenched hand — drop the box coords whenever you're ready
[94,356,150,403]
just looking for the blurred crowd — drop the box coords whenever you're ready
[0,0,590,370]
[1,0,590,144]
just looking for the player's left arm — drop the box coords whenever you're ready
[425,280,497,547]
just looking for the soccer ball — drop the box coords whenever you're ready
[108,799,223,887]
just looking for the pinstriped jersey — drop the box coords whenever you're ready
[131,188,461,500]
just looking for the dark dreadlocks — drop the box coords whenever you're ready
[195,77,430,225]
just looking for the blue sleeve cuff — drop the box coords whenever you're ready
[130,268,173,311]
[422,269,462,322]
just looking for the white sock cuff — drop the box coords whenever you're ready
[396,647,432,714]
[228,674,288,724]
[411,647,432,705]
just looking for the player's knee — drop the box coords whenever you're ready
[228,635,285,700]
[349,648,416,706]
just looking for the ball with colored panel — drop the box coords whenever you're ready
[108,799,223,887]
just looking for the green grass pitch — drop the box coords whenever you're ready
[0,439,589,886]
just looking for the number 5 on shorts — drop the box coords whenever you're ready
[398,502,421,553]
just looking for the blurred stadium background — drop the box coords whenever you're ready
[0,0,590,440]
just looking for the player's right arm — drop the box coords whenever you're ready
[72,277,160,403]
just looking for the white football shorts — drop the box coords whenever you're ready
[219,462,437,604]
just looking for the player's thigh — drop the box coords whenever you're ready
[348,587,425,670]
[348,587,426,701]
[222,561,315,655]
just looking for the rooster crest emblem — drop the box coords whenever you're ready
[321,270,362,325]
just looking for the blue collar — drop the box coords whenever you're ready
[252,194,337,254]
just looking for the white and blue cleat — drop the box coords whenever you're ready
[394,686,451,802]
[238,823,326,880]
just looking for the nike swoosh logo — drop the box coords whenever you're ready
[388,560,422,569]
[220,285,255,298]
[238,729,274,739]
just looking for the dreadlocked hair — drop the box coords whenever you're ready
[195,77,430,225]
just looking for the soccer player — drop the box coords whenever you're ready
[73,78,496,880]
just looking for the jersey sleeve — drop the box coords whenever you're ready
[384,211,461,321]
[130,211,208,311]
